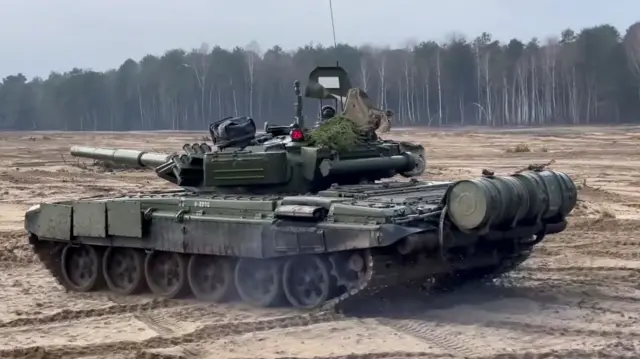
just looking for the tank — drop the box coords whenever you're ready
[24,66,578,312]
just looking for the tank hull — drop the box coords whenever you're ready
[24,171,576,312]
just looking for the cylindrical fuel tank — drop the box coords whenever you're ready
[513,171,577,221]
[445,170,577,231]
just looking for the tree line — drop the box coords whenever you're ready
[1,22,640,131]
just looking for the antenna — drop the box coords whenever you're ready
[328,0,337,48]
[293,80,304,128]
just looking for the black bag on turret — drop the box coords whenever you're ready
[209,116,257,149]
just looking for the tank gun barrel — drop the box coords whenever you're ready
[70,146,173,168]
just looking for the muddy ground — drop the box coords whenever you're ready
[0,126,639,358]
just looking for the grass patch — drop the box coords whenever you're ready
[506,143,531,153]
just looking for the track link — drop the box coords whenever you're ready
[28,234,66,289]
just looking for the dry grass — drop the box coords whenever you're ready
[506,143,531,153]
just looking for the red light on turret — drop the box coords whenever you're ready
[291,128,304,141]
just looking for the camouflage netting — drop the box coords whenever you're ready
[308,116,368,151]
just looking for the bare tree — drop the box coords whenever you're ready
[371,46,389,108]
[404,40,418,123]
[359,44,375,91]
[244,40,262,116]
[624,22,640,101]
[542,37,560,123]
[186,42,210,124]
[436,46,443,125]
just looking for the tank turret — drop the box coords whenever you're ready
[70,139,422,194]
[70,67,426,194]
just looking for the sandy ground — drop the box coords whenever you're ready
[1,126,640,358]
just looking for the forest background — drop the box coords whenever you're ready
[1,22,640,131]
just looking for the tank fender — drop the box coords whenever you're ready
[543,220,567,235]
[377,224,430,247]
[24,203,72,241]
[24,204,42,234]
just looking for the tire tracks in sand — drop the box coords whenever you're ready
[133,312,205,359]
[0,298,183,329]
[353,282,640,358]
[0,295,292,330]
[0,311,344,359]
[132,347,639,359]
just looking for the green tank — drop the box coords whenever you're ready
[24,66,578,311]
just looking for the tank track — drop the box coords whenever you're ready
[29,234,66,289]
[28,232,533,315]
[319,246,533,315]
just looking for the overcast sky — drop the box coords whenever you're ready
[1,0,639,79]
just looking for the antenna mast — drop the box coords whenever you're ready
[328,0,339,66]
